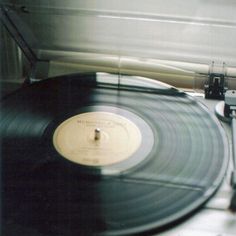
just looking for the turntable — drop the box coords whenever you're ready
[0,1,236,236]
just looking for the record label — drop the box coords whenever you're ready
[53,111,142,166]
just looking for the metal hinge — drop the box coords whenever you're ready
[204,62,228,99]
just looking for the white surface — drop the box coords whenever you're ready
[225,90,236,106]
[3,0,236,66]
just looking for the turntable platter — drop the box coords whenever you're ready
[0,73,229,235]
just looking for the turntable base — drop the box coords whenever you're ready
[2,75,234,236]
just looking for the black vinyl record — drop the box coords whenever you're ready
[0,73,229,236]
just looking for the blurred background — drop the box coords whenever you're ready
[2,0,236,97]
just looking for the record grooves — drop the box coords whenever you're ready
[0,73,229,236]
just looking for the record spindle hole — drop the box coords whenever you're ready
[94,128,101,140]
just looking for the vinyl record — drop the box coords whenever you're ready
[0,73,229,236]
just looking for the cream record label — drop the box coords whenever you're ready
[53,111,142,166]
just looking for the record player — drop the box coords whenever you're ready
[1,1,236,235]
